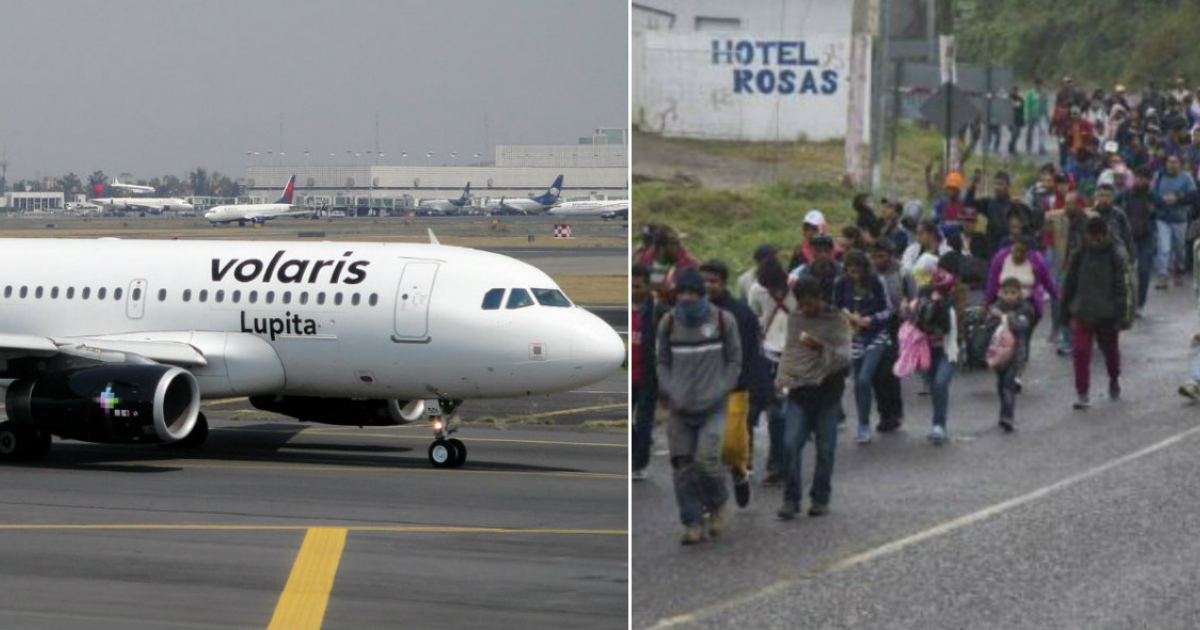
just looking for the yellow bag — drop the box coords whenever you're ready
[721,390,750,470]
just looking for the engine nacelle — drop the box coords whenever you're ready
[248,395,416,426]
[6,365,200,444]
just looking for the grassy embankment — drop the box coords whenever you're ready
[634,123,1040,265]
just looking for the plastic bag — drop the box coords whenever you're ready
[720,390,749,470]
[986,315,1016,369]
[893,320,931,378]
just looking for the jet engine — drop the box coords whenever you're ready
[248,395,421,426]
[5,364,200,444]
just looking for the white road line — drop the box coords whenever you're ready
[647,422,1200,630]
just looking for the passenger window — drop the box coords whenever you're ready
[114,288,122,300]
[50,287,59,299]
[481,288,505,310]
[266,291,275,304]
[82,287,90,300]
[35,286,43,299]
[282,291,292,305]
[157,289,165,301]
[131,288,141,301]
[300,292,308,305]
[182,289,191,302]
[19,286,27,299]
[98,287,106,300]
[369,293,378,306]
[334,293,343,305]
[232,290,241,304]
[3,286,9,299]
[249,290,258,304]
[215,290,224,303]
[317,292,326,305]
[351,293,360,306]
[67,287,74,299]
[506,288,534,309]
[198,289,208,303]
[533,288,571,307]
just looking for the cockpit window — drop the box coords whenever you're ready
[481,288,505,310]
[532,288,572,307]
[506,288,534,309]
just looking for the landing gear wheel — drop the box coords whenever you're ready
[447,438,466,467]
[0,421,50,462]
[163,413,208,449]
[429,439,456,468]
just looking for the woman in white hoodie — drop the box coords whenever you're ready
[747,255,798,485]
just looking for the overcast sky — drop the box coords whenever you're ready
[0,0,628,182]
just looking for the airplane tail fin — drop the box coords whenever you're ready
[275,175,296,204]
[534,174,563,205]
[460,182,471,202]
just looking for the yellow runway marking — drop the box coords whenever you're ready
[202,397,248,408]
[267,527,346,630]
[510,403,626,419]
[0,524,626,535]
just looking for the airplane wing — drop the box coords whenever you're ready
[0,332,207,370]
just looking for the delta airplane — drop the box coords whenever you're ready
[205,175,312,225]
[547,199,629,218]
[0,233,624,467]
[485,174,564,214]
[418,182,471,215]
[89,196,194,215]
[111,177,156,195]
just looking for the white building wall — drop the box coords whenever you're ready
[633,0,869,142]
[495,144,626,168]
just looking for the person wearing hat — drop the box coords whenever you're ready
[788,209,840,272]
[656,268,742,545]
[933,172,974,241]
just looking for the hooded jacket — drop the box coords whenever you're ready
[656,302,742,415]
[1062,240,1130,327]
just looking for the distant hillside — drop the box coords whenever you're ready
[958,0,1200,88]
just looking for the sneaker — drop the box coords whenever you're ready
[1073,394,1091,410]
[807,503,829,517]
[927,425,947,445]
[631,468,648,482]
[732,470,751,508]
[1013,377,1023,394]
[855,425,872,444]
[877,417,903,433]
[1109,378,1121,401]
[1179,382,1200,402]
[999,416,1015,433]
[1056,346,1072,357]
[680,525,703,545]
[776,501,800,521]
[707,504,733,537]
[761,470,783,487]
[1155,278,1169,290]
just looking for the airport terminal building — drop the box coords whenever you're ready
[243,130,628,215]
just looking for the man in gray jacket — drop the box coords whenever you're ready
[657,269,742,545]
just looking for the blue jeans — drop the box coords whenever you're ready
[781,396,840,507]
[1044,249,1071,351]
[766,396,786,475]
[667,408,728,526]
[853,344,886,429]
[1155,219,1187,279]
[1134,234,1155,308]
[1191,315,1200,384]
[926,346,955,428]
[632,383,656,471]
[996,360,1018,420]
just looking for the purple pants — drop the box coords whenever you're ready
[1071,321,1121,396]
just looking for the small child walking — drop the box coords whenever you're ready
[989,277,1034,431]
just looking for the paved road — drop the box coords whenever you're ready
[0,410,627,630]
[634,283,1200,629]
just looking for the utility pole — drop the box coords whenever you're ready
[870,0,892,193]
[937,0,958,174]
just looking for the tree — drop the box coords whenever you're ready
[87,171,107,187]
[59,173,81,199]
[189,168,210,196]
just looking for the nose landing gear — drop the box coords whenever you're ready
[424,399,466,468]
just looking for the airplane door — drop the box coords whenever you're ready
[392,262,439,343]
[126,279,148,319]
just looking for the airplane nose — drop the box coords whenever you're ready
[571,309,626,381]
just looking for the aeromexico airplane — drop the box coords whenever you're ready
[204,175,313,225]
[0,234,624,467]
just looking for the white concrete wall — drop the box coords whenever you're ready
[633,0,869,143]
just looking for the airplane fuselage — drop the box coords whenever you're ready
[204,203,295,224]
[0,239,624,401]
[548,200,630,217]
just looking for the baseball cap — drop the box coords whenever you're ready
[675,269,704,293]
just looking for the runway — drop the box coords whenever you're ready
[0,401,627,629]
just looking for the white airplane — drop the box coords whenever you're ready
[111,177,156,195]
[0,233,624,467]
[418,182,471,215]
[547,199,629,218]
[485,174,564,214]
[205,175,311,225]
[89,196,194,215]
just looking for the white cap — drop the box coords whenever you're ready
[1103,140,1119,154]
[803,209,826,227]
